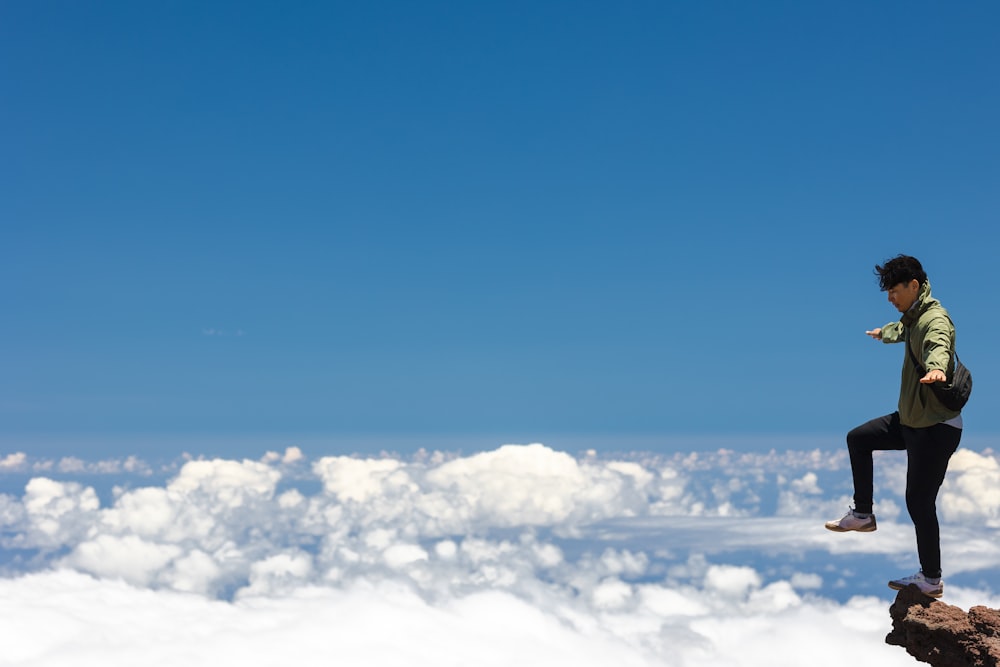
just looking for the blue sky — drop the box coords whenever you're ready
[3,1,998,458]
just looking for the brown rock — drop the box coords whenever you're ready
[886,585,1000,666]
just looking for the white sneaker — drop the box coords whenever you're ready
[824,509,877,532]
[888,571,943,598]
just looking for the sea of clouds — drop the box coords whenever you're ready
[1,442,999,666]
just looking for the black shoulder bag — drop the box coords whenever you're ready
[906,341,973,412]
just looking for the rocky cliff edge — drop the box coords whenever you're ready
[887,586,1000,666]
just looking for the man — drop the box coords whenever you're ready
[825,255,963,598]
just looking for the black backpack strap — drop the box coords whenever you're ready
[906,328,959,379]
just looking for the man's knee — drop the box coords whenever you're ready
[846,426,869,452]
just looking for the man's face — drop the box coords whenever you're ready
[887,279,921,312]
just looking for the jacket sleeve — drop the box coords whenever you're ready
[921,315,954,374]
[880,321,904,344]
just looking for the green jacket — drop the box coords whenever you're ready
[879,280,961,428]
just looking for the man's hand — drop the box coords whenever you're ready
[865,328,882,340]
[920,369,948,384]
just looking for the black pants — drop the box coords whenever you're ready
[847,412,961,579]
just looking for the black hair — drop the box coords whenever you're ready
[874,255,927,291]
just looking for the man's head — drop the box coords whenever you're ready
[875,255,927,313]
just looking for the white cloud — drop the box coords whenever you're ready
[165,549,225,594]
[0,452,155,476]
[940,449,1000,527]
[241,551,315,597]
[16,478,100,548]
[61,534,183,587]
[704,564,762,598]
[0,569,951,667]
[57,457,87,473]
[1,443,998,666]
[100,486,176,538]
[421,443,653,528]
[790,471,822,494]
[314,456,411,503]
[790,572,824,590]
[282,446,304,464]
[262,446,305,465]
[0,451,27,471]
[168,458,280,507]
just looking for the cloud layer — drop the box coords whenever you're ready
[1,443,998,666]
